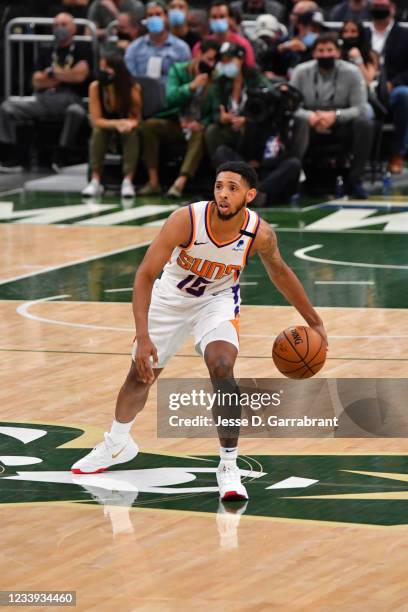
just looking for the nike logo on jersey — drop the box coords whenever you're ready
[177,249,242,280]
[194,241,208,245]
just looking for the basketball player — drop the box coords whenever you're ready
[72,161,327,501]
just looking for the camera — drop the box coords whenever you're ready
[244,82,303,124]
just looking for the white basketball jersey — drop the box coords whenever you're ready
[158,200,260,299]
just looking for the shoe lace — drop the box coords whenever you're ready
[220,462,240,486]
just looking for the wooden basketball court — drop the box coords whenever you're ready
[1,191,407,611]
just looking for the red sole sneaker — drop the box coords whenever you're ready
[71,467,107,474]
[222,490,248,501]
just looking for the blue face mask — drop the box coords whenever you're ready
[146,16,165,34]
[54,26,70,43]
[302,32,317,47]
[169,9,185,27]
[210,18,229,34]
[217,61,239,79]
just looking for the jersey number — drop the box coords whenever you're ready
[177,274,212,297]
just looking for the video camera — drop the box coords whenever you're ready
[243,82,303,124]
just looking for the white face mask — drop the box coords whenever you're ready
[216,61,239,78]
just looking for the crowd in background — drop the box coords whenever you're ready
[1,0,408,202]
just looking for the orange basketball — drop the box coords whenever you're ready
[272,325,327,379]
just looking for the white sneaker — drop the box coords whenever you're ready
[121,178,135,198]
[216,461,249,501]
[71,433,138,474]
[82,178,104,197]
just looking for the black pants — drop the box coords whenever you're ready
[291,116,374,182]
[0,90,86,149]
[213,145,301,204]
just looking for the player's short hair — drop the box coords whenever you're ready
[216,161,258,189]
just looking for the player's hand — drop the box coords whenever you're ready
[134,336,158,384]
[311,323,328,349]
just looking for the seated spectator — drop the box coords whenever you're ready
[288,0,319,36]
[82,51,141,198]
[116,11,142,51]
[87,0,144,39]
[0,12,91,172]
[187,9,209,40]
[213,107,301,204]
[368,0,408,173]
[278,9,326,67]
[329,0,371,21]
[192,1,256,67]
[125,1,191,85]
[205,42,271,160]
[168,0,201,50]
[252,15,290,79]
[49,0,91,19]
[230,0,285,22]
[290,32,373,199]
[340,20,378,86]
[139,38,220,196]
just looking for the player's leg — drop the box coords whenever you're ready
[201,324,248,501]
[71,363,162,474]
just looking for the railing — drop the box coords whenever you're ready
[5,17,98,99]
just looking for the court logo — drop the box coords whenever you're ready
[0,422,407,526]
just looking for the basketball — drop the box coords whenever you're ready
[272,325,327,379]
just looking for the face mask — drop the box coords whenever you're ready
[210,18,229,34]
[99,69,115,86]
[302,32,317,47]
[317,56,336,70]
[54,26,70,43]
[146,15,165,34]
[198,60,213,74]
[342,36,359,49]
[169,9,185,27]
[217,61,239,78]
[118,31,132,40]
[370,7,391,19]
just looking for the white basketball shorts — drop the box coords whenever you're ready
[131,279,240,368]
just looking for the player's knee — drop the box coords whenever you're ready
[207,356,234,379]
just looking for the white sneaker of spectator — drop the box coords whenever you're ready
[121,178,135,198]
[82,178,104,197]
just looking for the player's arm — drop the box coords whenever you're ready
[254,219,328,346]
[132,207,191,382]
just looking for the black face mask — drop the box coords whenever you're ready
[370,7,391,19]
[198,60,213,74]
[99,69,115,86]
[342,36,359,49]
[118,31,132,40]
[317,56,336,70]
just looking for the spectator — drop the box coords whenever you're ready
[230,0,285,21]
[87,0,144,39]
[0,12,91,172]
[329,0,371,22]
[205,42,271,160]
[125,1,191,85]
[192,1,256,67]
[168,0,201,50]
[340,20,378,86]
[278,9,326,67]
[187,9,209,40]
[291,32,373,199]
[49,0,91,19]
[116,11,142,50]
[368,0,408,173]
[139,38,220,196]
[252,14,290,79]
[82,51,142,198]
[288,0,319,35]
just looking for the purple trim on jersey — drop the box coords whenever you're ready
[205,201,251,248]
[244,213,261,265]
[232,284,240,316]
[179,204,193,248]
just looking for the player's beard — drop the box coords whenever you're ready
[215,197,247,221]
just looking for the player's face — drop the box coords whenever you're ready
[214,172,256,220]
